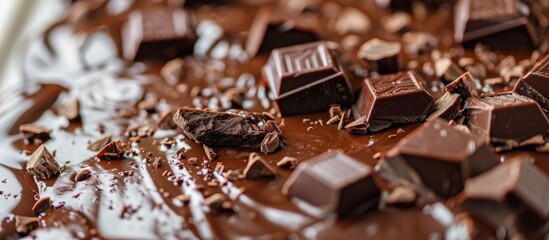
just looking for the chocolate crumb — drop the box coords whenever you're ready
[19,124,51,145]
[87,135,112,151]
[32,197,52,214]
[388,134,397,139]
[137,97,158,113]
[397,128,405,134]
[203,145,217,161]
[243,153,276,178]
[74,169,91,182]
[153,157,162,168]
[175,194,189,203]
[326,115,341,125]
[14,215,39,235]
[329,106,342,118]
[188,157,198,165]
[373,152,382,160]
[383,186,417,206]
[276,156,299,169]
[204,193,233,215]
[96,140,125,160]
[26,145,60,180]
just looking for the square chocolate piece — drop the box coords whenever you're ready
[514,54,549,112]
[346,71,435,133]
[122,8,197,61]
[262,41,354,116]
[282,150,379,217]
[454,0,538,50]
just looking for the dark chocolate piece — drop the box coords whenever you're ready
[455,158,549,234]
[122,8,196,61]
[14,216,39,235]
[358,38,401,74]
[514,54,549,111]
[445,72,480,101]
[262,41,354,116]
[427,93,462,121]
[246,7,320,56]
[19,124,51,145]
[276,156,299,169]
[173,108,282,150]
[203,145,217,161]
[26,145,61,180]
[260,132,281,154]
[243,153,276,178]
[74,169,92,182]
[454,0,538,50]
[282,150,379,216]
[32,197,52,215]
[385,119,498,198]
[464,92,549,142]
[435,58,465,84]
[346,71,434,133]
[87,135,112,151]
[58,98,80,121]
[95,140,125,160]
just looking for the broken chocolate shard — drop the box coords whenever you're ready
[346,71,434,133]
[358,38,401,74]
[32,197,52,215]
[26,145,61,180]
[173,108,279,149]
[19,124,52,145]
[454,0,538,50]
[427,92,462,121]
[464,92,549,143]
[263,120,282,135]
[58,98,80,121]
[246,7,320,57]
[243,153,276,178]
[14,215,39,235]
[435,58,465,84]
[122,8,196,61]
[445,72,480,101]
[283,150,379,216]
[96,140,125,160]
[87,135,112,151]
[262,41,354,116]
[260,132,281,154]
[276,156,299,169]
[203,145,217,161]
[74,169,91,182]
[514,54,549,111]
[455,157,549,234]
[385,119,499,198]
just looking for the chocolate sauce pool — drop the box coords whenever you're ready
[0,1,548,239]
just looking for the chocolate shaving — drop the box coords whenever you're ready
[204,193,233,215]
[263,120,282,135]
[243,153,276,178]
[383,186,417,206]
[26,145,60,180]
[276,156,299,169]
[203,145,217,161]
[74,169,91,182]
[87,135,112,151]
[14,215,39,235]
[156,111,177,130]
[96,140,125,160]
[32,197,52,215]
[329,106,342,118]
[58,98,80,121]
[260,132,281,154]
[19,124,52,145]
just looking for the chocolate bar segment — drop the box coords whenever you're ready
[464,92,549,143]
[454,0,538,50]
[514,54,549,112]
[455,157,549,234]
[384,119,498,198]
[122,8,196,61]
[282,150,379,217]
[262,41,354,116]
[246,7,320,56]
[346,71,434,133]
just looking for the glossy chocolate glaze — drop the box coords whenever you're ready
[1,0,548,239]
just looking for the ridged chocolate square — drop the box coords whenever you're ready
[262,41,354,116]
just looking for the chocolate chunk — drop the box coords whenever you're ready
[282,150,380,217]
[87,135,112,151]
[160,58,184,85]
[95,140,125,160]
[358,38,401,74]
[137,97,158,113]
[455,157,549,234]
[334,7,371,35]
[263,120,282,135]
[14,215,39,235]
[384,119,499,198]
[346,71,434,133]
[173,108,279,149]
[58,98,80,121]
[32,197,52,215]
[74,169,91,182]
[464,92,549,143]
[260,132,281,154]
[402,31,438,56]
[261,41,354,116]
[435,58,465,84]
[122,8,196,61]
[454,0,538,50]
[427,93,462,121]
[26,145,60,180]
[246,7,320,56]
[381,11,411,34]
[203,145,217,161]
[276,156,299,169]
[445,72,480,101]
[19,124,51,145]
[243,153,276,178]
[514,54,549,111]
[204,193,233,215]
